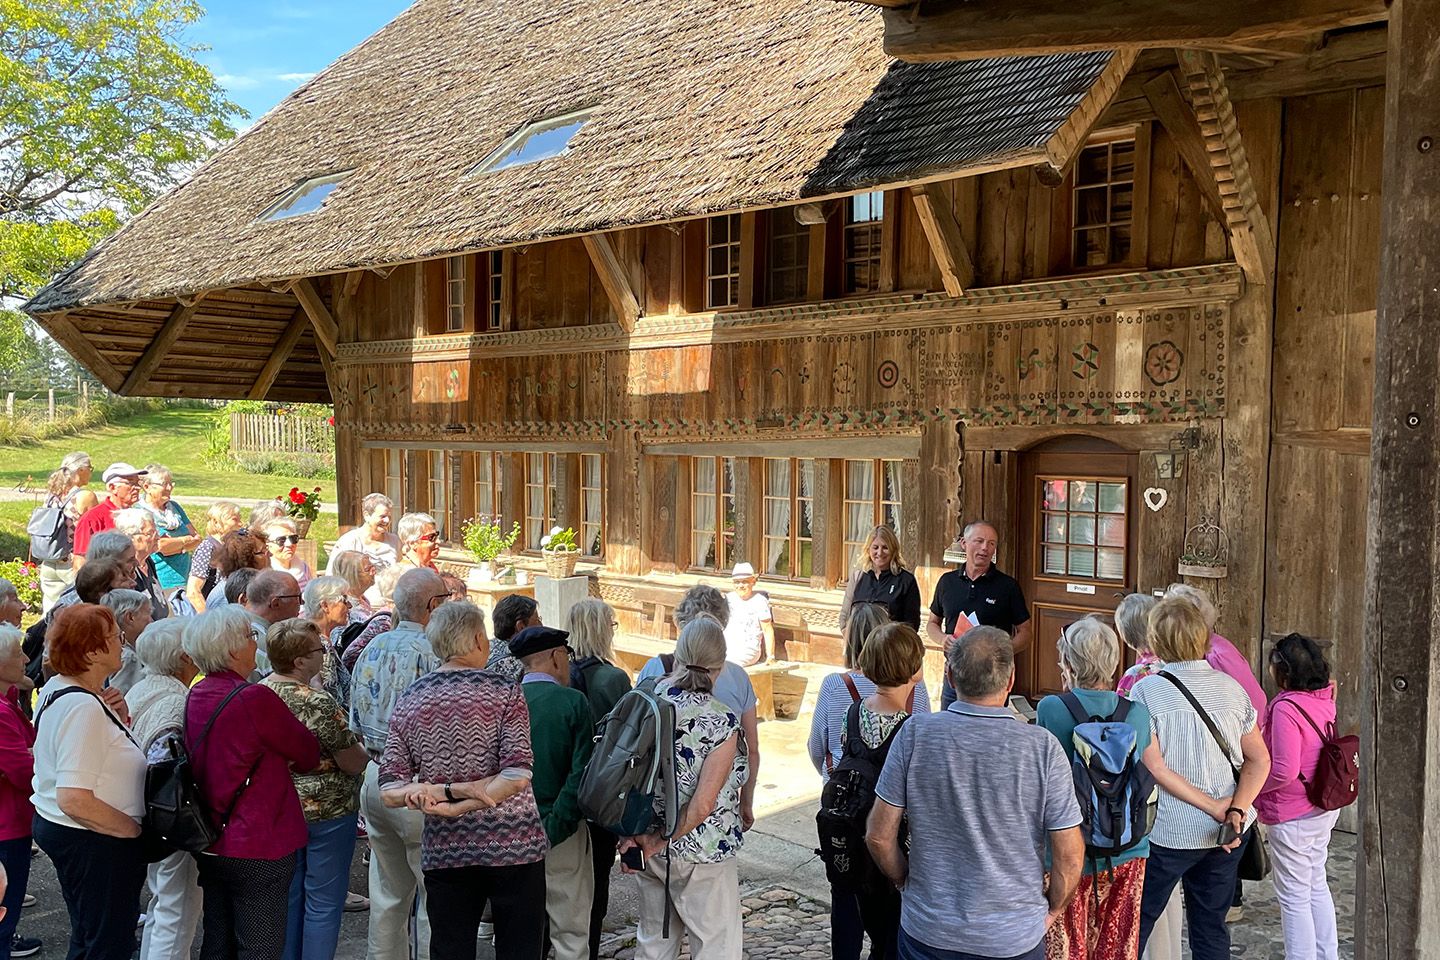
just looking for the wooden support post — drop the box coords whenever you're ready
[1036,48,1139,185]
[119,294,207,395]
[1142,71,1231,225]
[1360,0,1440,952]
[248,308,310,400]
[290,278,340,357]
[911,183,976,297]
[1177,50,1277,284]
[46,389,54,421]
[582,234,641,332]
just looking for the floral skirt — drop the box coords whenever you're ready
[1045,859,1146,960]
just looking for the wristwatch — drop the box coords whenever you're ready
[1225,806,1245,820]
[444,783,457,803]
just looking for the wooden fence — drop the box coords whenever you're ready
[230,413,333,455]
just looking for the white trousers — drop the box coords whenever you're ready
[39,560,73,614]
[634,854,741,960]
[544,828,595,960]
[1268,810,1341,960]
[361,763,431,960]
[138,849,202,960]
[1141,886,1183,960]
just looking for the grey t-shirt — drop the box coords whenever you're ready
[875,702,1081,957]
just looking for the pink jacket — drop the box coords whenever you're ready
[1206,633,1268,732]
[1256,685,1337,824]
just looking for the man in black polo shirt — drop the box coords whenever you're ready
[925,520,1032,708]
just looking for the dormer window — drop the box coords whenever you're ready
[475,109,593,175]
[260,171,351,222]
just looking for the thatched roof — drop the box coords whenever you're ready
[22,0,1121,399]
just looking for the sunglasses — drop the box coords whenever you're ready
[414,532,440,543]
[270,535,300,546]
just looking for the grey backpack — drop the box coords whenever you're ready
[27,501,70,563]
[578,677,678,839]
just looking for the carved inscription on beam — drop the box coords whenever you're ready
[1037,48,1139,185]
[1142,71,1230,225]
[248,308,310,400]
[120,293,209,395]
[291,277,340,357]
[582,234,642,333]
[910,184,975,298]
[1177,50,1277,282]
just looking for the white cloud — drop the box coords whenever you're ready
[277,71,317,83]
[215,73,262,90]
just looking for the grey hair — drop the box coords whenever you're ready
[1057,616,1120,690]
[372,564,404,605]
[843,603,890,670]
[86,531,135,561]
[263,518,298,538]
[672,584,728,629]
[0,625,21,661]
[182,606,257,674]
[100,588,149,622]
[249,501,286,531]
[60,452,91,474]
[426,600,487,661]
[112,508,155,537]
[144,463,172,484]
[665,616,727,694]
[1115,593,1158,653]
[362,493,392,518]
[946,625,1014,699]
[962,519,998,540]
[136,619,189,677]
[0,578,16,603]
[393,567,444,622]
[567,599,615,661]
[245,569,296,609]
[1163,583,1218,631]
[302,576,349,619]
[397,512,437,543]
[329,551,369,594]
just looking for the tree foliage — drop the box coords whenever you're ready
[0,0,243,300]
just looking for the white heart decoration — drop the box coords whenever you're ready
[1143,487,1169,512]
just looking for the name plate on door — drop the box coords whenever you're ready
[1065,583,1096,595]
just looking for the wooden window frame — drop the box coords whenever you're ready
[688,456,736,573]
[1062,126,1151,273]
[484,252,504,331]
[383,449,404,508]
[842,192,886,295]
[760,457,816,583]
[1035,474,1130,585]
[764,208,811,306]
[444,256,468,332]
[580,452,604,560]
[705,214,742,310]
[468,451,504,522]
[841,458,903,576]
[523,452,561,552]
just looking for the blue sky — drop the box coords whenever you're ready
[187,0,412,123]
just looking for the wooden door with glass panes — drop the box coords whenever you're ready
[1015,439,1139,699]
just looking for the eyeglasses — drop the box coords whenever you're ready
[414,532,439,544]
[270,535,300,546]
[427,593,451,609]
[274,593,303,603]
[303,646,327,658]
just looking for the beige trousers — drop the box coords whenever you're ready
[633,854,741,960]
[361,763,431,960]
[1141,886,1183,960]
[39,559,73,613]
[544,827,595,960]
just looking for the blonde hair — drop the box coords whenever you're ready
[47,452,91,499]
[205,501,243,537]
[1163,583,1218,631]
[856,623,924,688]
[855,525,907,575]
[567,599,615,661]
[1148,599,1211,663]
[265,618,322,675]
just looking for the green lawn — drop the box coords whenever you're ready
[0,407,332,503]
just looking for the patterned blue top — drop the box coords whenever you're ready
[661,686,749,864]
[348,620,440,754]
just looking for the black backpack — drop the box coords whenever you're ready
[569,655,604,695]
[336,613,385,653]
[815,703,909,890]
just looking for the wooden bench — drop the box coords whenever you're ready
[632,585,680,641]
[611,633,796,722]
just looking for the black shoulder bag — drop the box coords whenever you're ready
[1159,671,1270,881]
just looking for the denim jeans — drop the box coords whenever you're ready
[283,813,360,960]
[1138,843,1241,960]
[897,927,1041,960]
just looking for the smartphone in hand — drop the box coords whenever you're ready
[620,846,646,871]
[1216,821,1241,847]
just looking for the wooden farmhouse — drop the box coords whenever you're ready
[24,1,1387,717]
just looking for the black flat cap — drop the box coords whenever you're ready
[508,625,570,660]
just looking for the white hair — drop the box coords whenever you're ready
[362,493,392,518]
[136,619,189,677]
[397,512,437,543]
[1163,582,1218,631]
[302,575,349,618]
[112,508,155,537]
[0,625,21,661]
[263,518,298,538]
[392,567,444,623]
[182,607,256,674]
[86,531,134,561]
[0,578,16,603]
[425,601,487,661]
[1057,616,1121,690]
[144,463,173,485]
[101,588,149,622]
[373,564,404,605]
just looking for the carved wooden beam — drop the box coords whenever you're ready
[582,234,641,332]
[1036,48,1139,186]
[1142,70,1230,224]
[247,308,309,400]
[1177,49,1276,282]
[120,293,209,394]
[342,270,365,299]
[910,184,975,297]
[44,313,124,392]
[290,277,340,357]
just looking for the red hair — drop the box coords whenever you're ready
[47,604,117,677]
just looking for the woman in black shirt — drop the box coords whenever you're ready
[837,525,921,630]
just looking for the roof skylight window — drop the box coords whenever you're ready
[260,171,352,222]
[475,109,593,175]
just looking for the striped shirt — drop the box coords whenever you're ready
[806,671,931,780]
[1130,660,1258,849]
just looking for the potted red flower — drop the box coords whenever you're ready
[277,486,323,540]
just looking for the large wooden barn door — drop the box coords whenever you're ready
[1015,437,1139,699]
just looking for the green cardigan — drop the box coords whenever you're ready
[520,679,595,846]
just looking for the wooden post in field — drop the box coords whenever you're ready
[81,381,88,408]
[5,394,12,418]
[1359,0,1440,954]
[47,389,54,421]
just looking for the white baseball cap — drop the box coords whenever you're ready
[101,462,148,484]
[731,562,756,579]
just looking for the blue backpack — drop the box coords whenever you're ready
[1060,692,1157,859]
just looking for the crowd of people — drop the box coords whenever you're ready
[0,454,1346,960]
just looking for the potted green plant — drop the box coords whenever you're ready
[540,525,580,579]
[278,486,323,539]
[461,516,520,583]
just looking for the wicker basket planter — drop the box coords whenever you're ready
[542,549,580,579]
[295,518,313,540]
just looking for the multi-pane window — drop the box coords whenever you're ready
[706,214,741,309]
[842,459,903,573]
[767,210,810,304]
[485,252,503,330]
[383,450,403,507]
[524,453,559,550]
[471,451,504,520]
[445,256,467,332]
[581,454,603,558]
[1039,477,1128,581]
[690,457,736,572]
[762,458,815,580]
[843,192,885,294]
[428,450,450,539]
[1072,139,1136,268]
